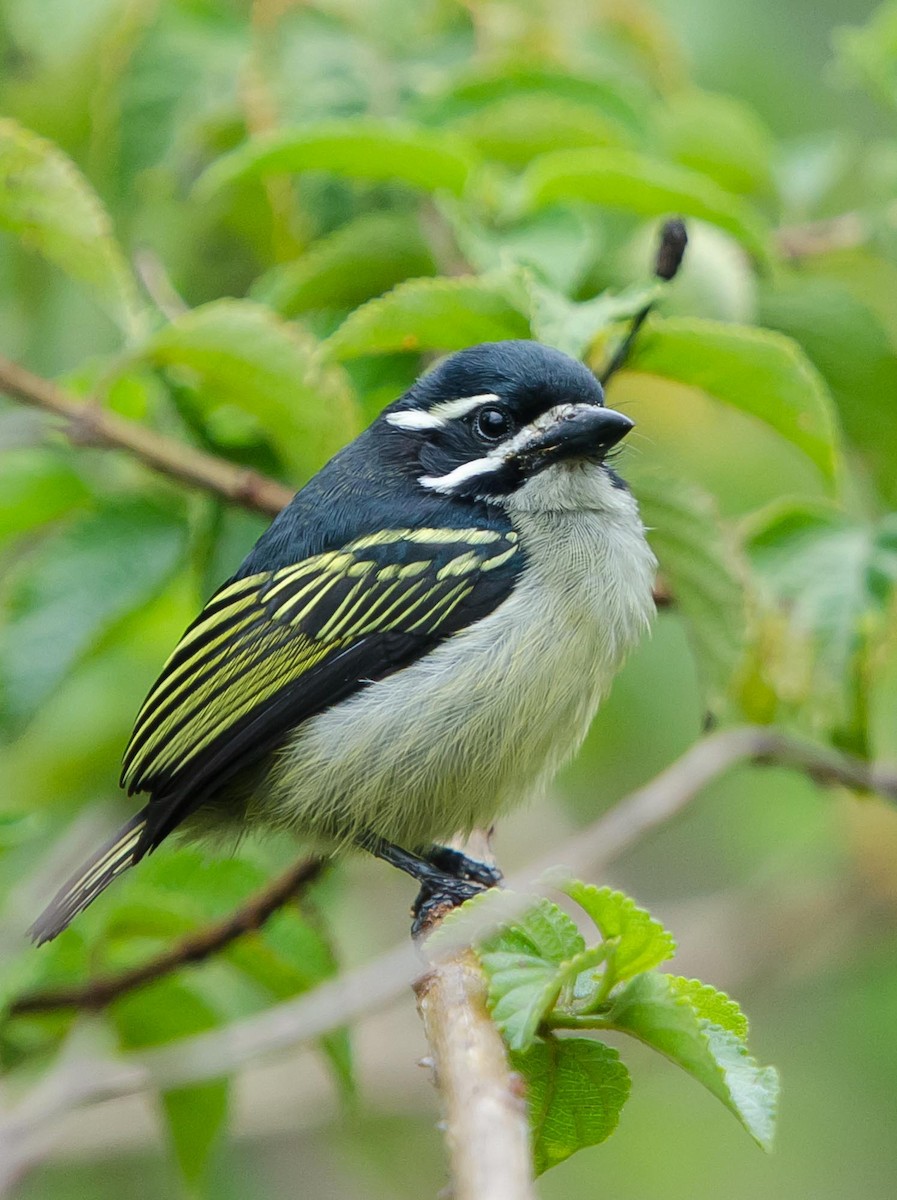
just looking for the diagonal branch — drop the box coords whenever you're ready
[0,353,293,516]
[10,855,326,1016]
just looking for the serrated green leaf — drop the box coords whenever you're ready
[511,1038,630,1174]
[112,978,228,1187]
[627,463,748,702]
[323,274,531,360]
[561,882,676,980]
[0,499,188,726]
[0,118,143,337]
[250,211,436,317]
[519,147,770,262]
[477,897,587,1051]
[621,317,841,486]
[144,299,360,481]
[197,120,477,199]
[669,977,749,1039]
[608,972,778,1149]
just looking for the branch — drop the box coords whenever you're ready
[775,201,897,260]
[0,354,293,517]
[2,724,892,1149]
[415,949,536,1200]
[10,856,326,1016]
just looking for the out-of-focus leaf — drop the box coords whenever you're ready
[621,317,841,486]
[0,450,90,541]
[757,276,897,505]
[112,978,228,1188]
[607,972,779,1150]
[144,300,360,480]
[196,120,477,199]
[434,66,651,142]
[510,1038,630,1175]
[659,90,775,197]
[743,501,897,742]
[448,94,632,167]
[0,119,143,336]
[561,882,676,981]
[627,462,748,703]
[437,201,600,296]
[0,499,187,727]
[519,147,770,262]
[323,273,531,359]
[833,2,897,109]
[251,211,436,316]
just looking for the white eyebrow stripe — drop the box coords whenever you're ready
[420,457,502,493]
[429,393,500,420]
[385,410,445,431]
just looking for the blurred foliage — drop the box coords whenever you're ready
[0,0,896,1196]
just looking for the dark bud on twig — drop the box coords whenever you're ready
[655,218,688,281]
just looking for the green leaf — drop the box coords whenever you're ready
[0,499,187,726]
[197,120,477,199]
[669,977,749,1039]
[477,898,587,1051]
[144,300,361,481]
[561,882,676,981]
[448,94,632,168]
[0,449,90,542]
[519,147,770,262]
[112,978,228,1187]
[607,972,779,1150]
[528,281,657,361]
[323,274,531,360]
[250,211,436,317]
[757,276,897,505]
[659,90,775,197]
[0,118,143,337]
[627,463,748,703]
[510,1038,631,1175]
[622,317,841,486]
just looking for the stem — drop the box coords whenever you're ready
[0,354,293,517]
[415,948,536,1200]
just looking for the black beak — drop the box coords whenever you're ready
[521,404,634,466]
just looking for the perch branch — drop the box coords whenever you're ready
[10,856,326,1016]
[0,353,293,516]
[415,948,536,1200]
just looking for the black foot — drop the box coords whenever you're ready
[411,876,488,937]
[424,845,504,889]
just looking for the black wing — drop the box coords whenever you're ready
[121,525,522,851]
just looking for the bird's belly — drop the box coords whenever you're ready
[261,503,655,849]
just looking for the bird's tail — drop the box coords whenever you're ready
[29,810,148,945]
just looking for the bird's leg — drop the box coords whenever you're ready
[423,844,504,889]
[358,835,494,935]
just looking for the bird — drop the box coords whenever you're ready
[30,339,657,944]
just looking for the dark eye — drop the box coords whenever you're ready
[474,405,512,442]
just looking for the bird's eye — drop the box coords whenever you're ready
[474,405,512,442]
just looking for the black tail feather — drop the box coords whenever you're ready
[29,811,148,945]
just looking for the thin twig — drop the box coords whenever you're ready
[0,354,293,516]
[3,724,895,1156]
[775,203,897,260]
[10,856,326,1015]
[415,950,536,1200]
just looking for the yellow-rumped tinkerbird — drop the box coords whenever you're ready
[31,340,656,942]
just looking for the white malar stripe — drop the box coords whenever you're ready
[385,410,445,431]
[420,456,501,493]
[429,392,500,421]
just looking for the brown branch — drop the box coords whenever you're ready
[10,855,326,1016]
[0,354,294,517]
[775,201,897,260]
[415,949,536,1200]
